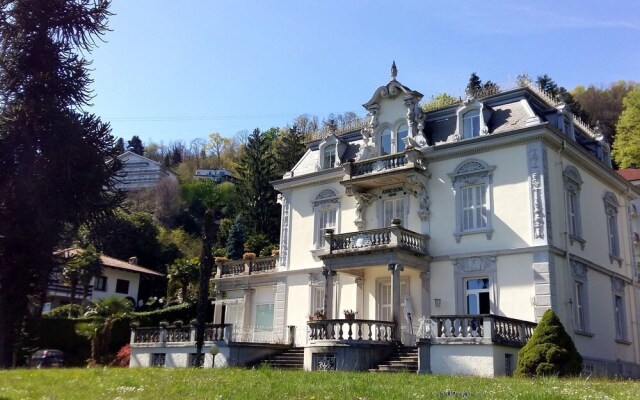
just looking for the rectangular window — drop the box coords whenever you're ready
[255,303,274,332]
[310,286,325,316]
[378,281,408,321]
[461,185,487,231]
[463,110,480,139]
[323,144,336,169]
[224,303,243,326]
[381,128,392,156]
[397,125,408,153]
[115,279,130,294]
[315,208,337,248]
[189,353,204,367]
[568,192,578,236]
[608,214,620,257]
[575,282,586,331]
[614,295,626,340]
[151,353,166,367]
[94,276,107,291]
[383,197,404,227]
[465,278,490,314]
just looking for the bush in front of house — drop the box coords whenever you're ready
[514,309,582,377]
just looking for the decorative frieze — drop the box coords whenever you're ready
[453,256,496,273]
[570,259,588,279]
[278,193,291,268]
[527,143,551,244]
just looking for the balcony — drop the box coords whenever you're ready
[317,223,429,270]
[428,315,537,347]
[214,256,277,279]
[341,148,428,193]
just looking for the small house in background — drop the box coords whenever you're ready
[114,151,177,191]
[45,248,164,312]
[194,168,237,184]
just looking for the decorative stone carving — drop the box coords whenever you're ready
[278,194,291,268]
[611,276,625,292]
[408,174,430,221]
[453,256,496,273]
[309,273,323,285]
[313,189,339,209]
[314,353,336,371]
[570,259,588,279]
[353,192,375,231]
[528,147,545,240]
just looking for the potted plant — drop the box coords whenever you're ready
[242,252,257,260]
[173,320,183,328]
[214,256,229,265]
[314,309,325,320]
[159,320,169,328]
[343,309,357,320]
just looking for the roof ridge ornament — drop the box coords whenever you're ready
[391,61,397,81]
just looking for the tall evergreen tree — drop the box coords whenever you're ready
[0,0,120,367]
[235,128,281,242]
[128,135,144,155]
[114,138,126,154]
[466,72,482,96]
[226,216,246,260]
[276,125,307,174]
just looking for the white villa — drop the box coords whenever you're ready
[114,151,176,191]
[130,65,640,377]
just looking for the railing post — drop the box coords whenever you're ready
[130,326,137,344]
[190,324,197,343]
[482,316,493,340]
[323,228,334,252]
[223,324,233,344]
[245,260,251,275]
[159,325,167,345]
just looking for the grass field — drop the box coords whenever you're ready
[0,367,637,400]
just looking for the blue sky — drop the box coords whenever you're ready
[87,1,640,145]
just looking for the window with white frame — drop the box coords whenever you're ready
[322,144,337,169]
[563,166,585,249]
[611,277,627,341]
[603,192,621,262]
[377,279,408,322]
[383,197,405,227]
[379,124,409,156]
[94,276,107,291]
[312,189,339,248]
[397,124,408,152]
[449,159,495,242]
[453,256,497,315]
[380,128,392,156]
[224,302,243,326]
[463,110,480,139]
[310,285,325,316]
[570,259,590,334]
[465,277,490,314]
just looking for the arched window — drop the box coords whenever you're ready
[312,189,339,248]
[397,124,408,152]
[380,128,392,156]
[323,144,336,169]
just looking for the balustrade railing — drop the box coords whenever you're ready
[216,256,277,278]
[326,226,428,255]
[308,319,395,343]
[131,323,231,344]
[426,315,536,347]
[350,153,408,177]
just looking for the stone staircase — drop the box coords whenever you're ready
[369,346,418,373]
[257,347,304,370]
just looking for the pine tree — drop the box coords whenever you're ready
[514,309,582,377]
[226,216,246,260]
[0,0,120,367]
[235,128,281,242]
[128,135,144,155]
[114,138,126,154]
[612,88,640,168]
[466,73,483,96]
[276,125,307,174]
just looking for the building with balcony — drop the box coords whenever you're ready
[114,151,176,191]
[194,168,237,184]
[130,65,640,377]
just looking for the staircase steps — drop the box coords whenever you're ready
[257,347,304,370]
[369,346,418,373]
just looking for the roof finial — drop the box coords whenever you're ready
[391,61,397,81]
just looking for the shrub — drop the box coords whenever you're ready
[43,304,83,319]
[514,309,582,377]
[111,344,131,367]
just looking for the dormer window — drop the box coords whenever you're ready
[463,110,480,139]
[397,124,408,152]
[323,144,336,169]
[378,124,409,156]
[454,97,491,141]
[381,128,392,155]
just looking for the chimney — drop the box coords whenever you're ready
[128,256,138,265]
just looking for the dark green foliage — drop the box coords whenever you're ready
[114,137,126,154]
[465,73,500,97]
[244,233,270,255]
[0,0,120,367]
[235,127,281,242]
[127,135,144,155]
[514,309,582,377]
[226,216,246,260]
[611,88,640,168]
[276,125,307,175]
[43,304,83,319]
[195,210,216,366]
[37,318,92,367]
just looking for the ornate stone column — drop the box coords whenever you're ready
[420,271,430,318]
[213,290,223,324]
[322,267,337,319]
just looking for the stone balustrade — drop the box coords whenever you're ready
[349,153,408,177]
[215,256,277,279]
[131,323,232,345]
[308,319,395,343]
[428,315,536,347]
[326,225,428,256]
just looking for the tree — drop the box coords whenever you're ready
[611,88,640,168]
[114,138,125,154]
[167,257,199,302]
[76,296,133,365]
[0,0,120,367]
[75,245,104,309]
[226,216,246,260]
[207,132,227,169]
[536,74,559,97]
[422,93,459,111]
[514,309,582,377]
[466,72,483,96]
[194,210,215,366]
[276,126,307,175]
[127,135,144,155]
[235,128,281,241]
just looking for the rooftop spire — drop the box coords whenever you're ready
[391,61,397,81]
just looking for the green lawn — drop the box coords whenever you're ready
[0,367,637,400]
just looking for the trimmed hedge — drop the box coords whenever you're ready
[514,309,582,377]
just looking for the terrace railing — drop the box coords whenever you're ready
[308,319,396,343]
[325,225,428,256]
[130,323,232,345]
[215,256,277,278]
[425,315,537,348]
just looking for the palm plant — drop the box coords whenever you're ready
[76,296,133,365]
[167,257,199,303]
